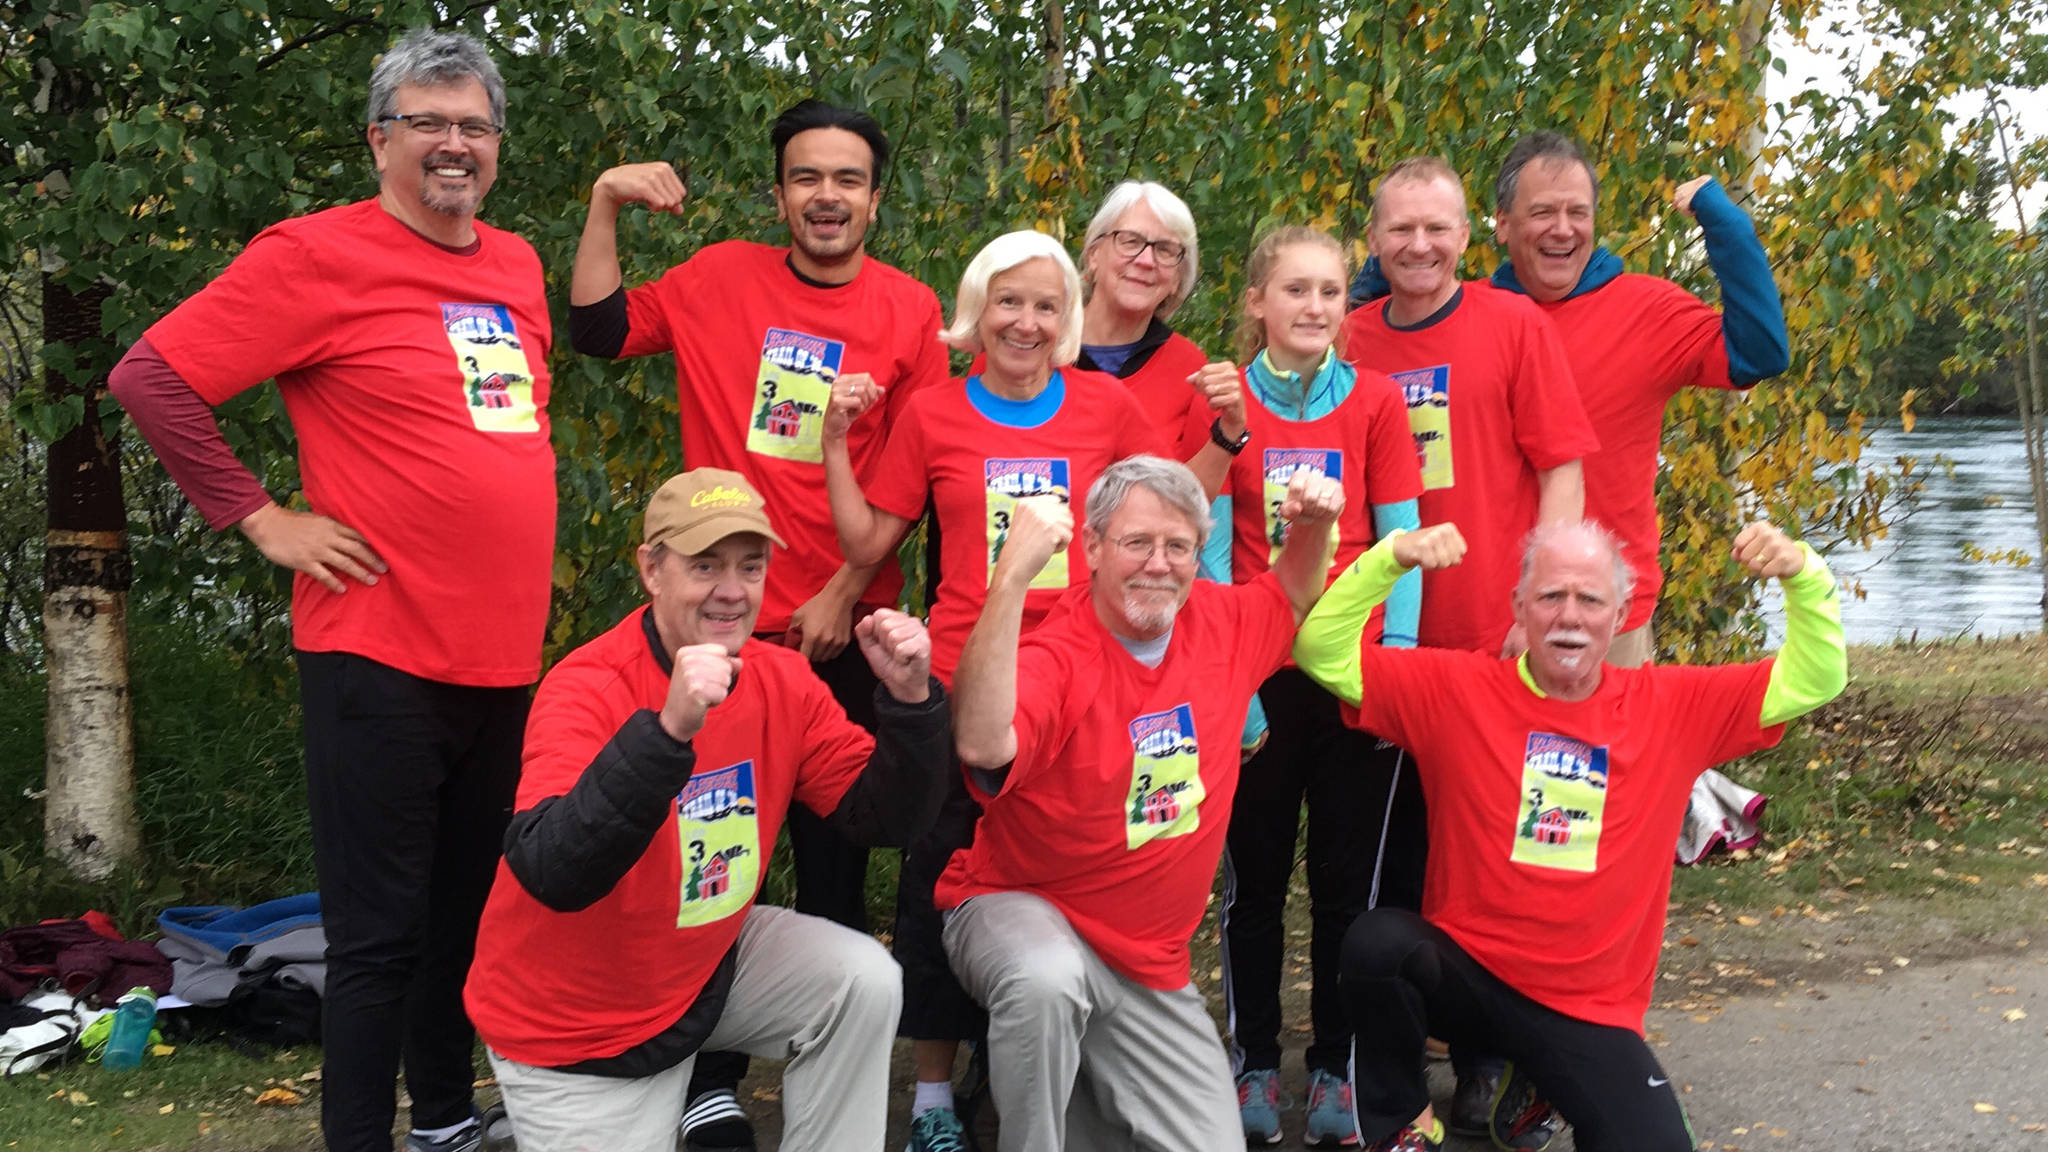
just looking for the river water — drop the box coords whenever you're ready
[1823,416,2044,643]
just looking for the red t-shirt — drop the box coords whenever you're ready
[1121,332,1212,460]
[465,613,872,1066]
[1526,276,1737,631]
[622,241,948,632]
[1224,366,1424,638]
[1340,284,1597,654]
[972,328,1209,460]
[863,372,1164,682]
[934,574,1298,989]
[147,200,555,687]
[1346,646,1781,1031]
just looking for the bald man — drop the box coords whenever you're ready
[1292,520,1844,1152]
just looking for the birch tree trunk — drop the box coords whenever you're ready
[40,270,138,881]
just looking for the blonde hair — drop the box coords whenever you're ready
[1080,181,1201,319]
[939,230,1084,366]
[1233,226,1348,364]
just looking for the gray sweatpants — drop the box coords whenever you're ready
[487,905,900,1152]
[944,890,1240,1152]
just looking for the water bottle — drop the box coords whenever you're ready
[102,987,158,1070]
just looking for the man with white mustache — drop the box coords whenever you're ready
[1339,154,1603,1144]
[1291,518,1846,1152]
[939,455,1345,1150]
[109,29,551,1152]
[567,99,949,1149]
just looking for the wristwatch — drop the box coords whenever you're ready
[1210,417,1251,455]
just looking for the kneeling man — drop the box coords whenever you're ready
[464,468,950,1152]
[1293,519,1845,1152]
[939,455,1345,1151]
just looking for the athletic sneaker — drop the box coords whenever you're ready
[1236,1067,1285,1145]
[905,1106,970,1152]
[1488,1061,1565,1151]
[1303,1068,1361,1148]
[1446,1069,1497,1136]
[1364,1116,1443,1152]
[407,1106,499,1152]
[681,1087,757,1151]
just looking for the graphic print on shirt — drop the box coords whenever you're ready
[1510,732,1608,873]
[1261,448,1342,563]
[747,327,842,463]
[674,759,761,927]
[1390,364,1452,490]
[441,303,538,433]
[1124,704,1204,849]
[985,457,1072,591]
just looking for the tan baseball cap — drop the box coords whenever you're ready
[642,468,787,556]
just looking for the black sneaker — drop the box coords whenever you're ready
[682,1087,757,1152]
[1446,1068,1497,1136]
[1487,1061,1564,1151]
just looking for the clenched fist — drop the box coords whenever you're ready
[1731,522,1806,580]
[1391,523,1467,571]
[659,643,742,743]
[1276,469,1345,532]
[992,496,1073,591]
[856,608,933,703]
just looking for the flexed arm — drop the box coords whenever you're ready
[1674,176,1789,386]
[821,372,913,567]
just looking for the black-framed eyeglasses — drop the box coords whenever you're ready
[377,113,504,140]
[1104,229,1186,266]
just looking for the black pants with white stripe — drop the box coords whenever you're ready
[1339,908,1695,1152]
[1221,667,1427,1077]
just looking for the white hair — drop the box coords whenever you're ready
[940,230,1083,366]
[1516,519,1635,603]
[1080,181,1201,319]
[1084,455,1214,549]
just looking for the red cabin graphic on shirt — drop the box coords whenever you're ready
[763,399,804,438]
[1141,787,1182,825]
[1531,808,1573,845]
[697,854,730,900]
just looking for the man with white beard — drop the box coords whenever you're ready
[938,455,1344,1150]
[1291,518,1846,1152]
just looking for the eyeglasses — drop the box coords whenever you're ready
[1112,534,1198,564]
[1103,229,1187,267]
[378,113,504,140]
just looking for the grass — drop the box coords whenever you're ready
[1,1043,332,1152]
[1670,633,2048,928]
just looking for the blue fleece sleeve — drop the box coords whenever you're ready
[1690,178,1789,387]
[1371,500,1421,648]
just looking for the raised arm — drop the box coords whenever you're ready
[1269,469,1346,624]
[1294,524,1466,705]
[1730,523,1847,725]
[502,642,737,912]
[820,609,950,847]
[570,162,687,308]
[1182,361,1249,501]
[821,372,913,567]
[953,496,1070,770]
[1674,176,1790,386]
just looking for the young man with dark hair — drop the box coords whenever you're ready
[567,98,948,1150]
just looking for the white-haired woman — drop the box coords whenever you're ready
[823,229,1174,1151]
[1074,180,1221,455]
[823,228,1173,683]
